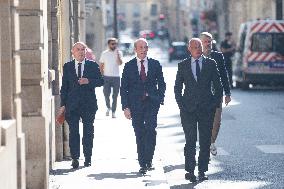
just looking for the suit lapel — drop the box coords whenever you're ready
[199,55,208,81]
[146,58,152,82]
[131,58,140,80]
[70,60,78,79]
[186,56,197,84]
[83,59,88,77]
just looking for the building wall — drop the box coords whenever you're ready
[0,0,85,188]
[0,0,25,189]
[118,0,162,36]
[86,0,107,58]
[217,0,281,42]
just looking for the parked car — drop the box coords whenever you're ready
[168,41,188,62]
[233,19,284,89]
[119,36,135,56]
[139,30,155,40]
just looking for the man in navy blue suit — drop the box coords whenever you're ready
[200,32,231,156]
[59,42,104,169]
[120,38,166,174]
[174,38,222,182]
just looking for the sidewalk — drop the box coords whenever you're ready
[49,107,170,189]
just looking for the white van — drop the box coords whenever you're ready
[233,20,284,89]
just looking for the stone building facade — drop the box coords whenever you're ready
[215,0,284,42]
[0,0,86,189]
[117,0,162,35]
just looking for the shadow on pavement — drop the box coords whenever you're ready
[143,179,168,186]
[164,164,184,173]
[50,166,85,175]
[170,182,200,189]
[87,172,141,180]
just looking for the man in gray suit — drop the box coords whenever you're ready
[174,38,222,182]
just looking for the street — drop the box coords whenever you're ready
[50,40,284,189]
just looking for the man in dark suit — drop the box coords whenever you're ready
[120,38,166,174]
[59,42,104,169]
[200,32,231,156]
[174,38,222,182]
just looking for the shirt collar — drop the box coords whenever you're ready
[137,57,147,63]
[75,59,85,65]
[191,56,203,64]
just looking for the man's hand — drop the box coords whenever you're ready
[116,49,123,65]
[58,106,65,114]
[224,95,231,106]
[78,78,89,85]
[124,108,131,119]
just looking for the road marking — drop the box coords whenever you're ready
[256,145,284,154]
[216,147,230,156]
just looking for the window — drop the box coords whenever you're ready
[251,33,284,53]
[151,21,157,31]
[133,4,140,17]
[150,4,157,16]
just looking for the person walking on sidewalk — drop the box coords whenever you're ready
[200,32,231,156]
[99,38,123,118]
[120,38,166,174]
[59,42,104,169]
[220,32,236,88]
[174,38,222,182]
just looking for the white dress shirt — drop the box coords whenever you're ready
[137,57,148,76]
[75,59,85,78]
[191,56,203,81]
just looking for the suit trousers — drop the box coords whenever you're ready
[211,104,222,143]
[132,98,159,168]
[65,107,96,159]
[181,108,214,173]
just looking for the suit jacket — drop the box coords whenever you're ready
[209,51,231,96]
[120,57,166,113]
[60,59,104,113]
[174,55,222,113]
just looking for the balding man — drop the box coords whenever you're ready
[174,38,222,182]
[59,42,104,169]
[120,38,166,174]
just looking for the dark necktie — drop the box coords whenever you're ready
[78,63,82,78]
[140,60,146,82]
[195,59,200,82]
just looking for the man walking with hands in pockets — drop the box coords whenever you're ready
[200,32,231,156]
[174,38,222,182]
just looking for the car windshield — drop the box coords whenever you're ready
[251,33,284,53]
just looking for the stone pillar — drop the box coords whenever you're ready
[18,0,52,188]
[58,0,71,158]
[0,0,25,188]
[0,121,17,189]
[79,0,86,42]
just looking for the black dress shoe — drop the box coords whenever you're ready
[71,159,79,169]
[146,163,154,171]
[198,172,208,181]
[139,167,147,175]
[185,172,197,182]
[84,157,91,167]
